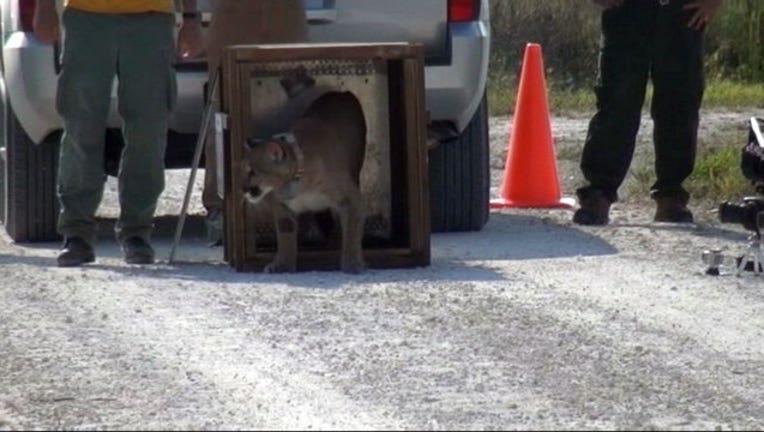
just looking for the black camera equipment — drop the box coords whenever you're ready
[715,117,764,275]
[718,197,764,235]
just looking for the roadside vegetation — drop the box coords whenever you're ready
[489,0,764,203]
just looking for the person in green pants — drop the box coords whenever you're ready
[33,0,202,266]
[573,0,723,226]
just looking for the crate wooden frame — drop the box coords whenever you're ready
[221,42,430,272]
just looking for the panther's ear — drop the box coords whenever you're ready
[266,140,285,163]
[245,137,264,149]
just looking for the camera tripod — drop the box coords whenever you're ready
[736,232,764,276]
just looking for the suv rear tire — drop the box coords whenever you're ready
[0,105,60,243]
[429,94,490,232]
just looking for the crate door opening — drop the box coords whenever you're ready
[226,49,430,271]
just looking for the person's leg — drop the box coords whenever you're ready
[649,0,705,222]
[55,9,119,265]
[115,11,176,262]
[576,1,655,225]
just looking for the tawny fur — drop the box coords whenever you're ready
[241,91,367,273]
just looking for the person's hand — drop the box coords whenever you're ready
[592,0,624,9]
[33,0,60,44]
[684,0,723,30]
[177,18,205,60]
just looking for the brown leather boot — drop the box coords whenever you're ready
[57,237,95,267]
[573,189,611,226]
[654,196,694,223]
[120,236,155,265]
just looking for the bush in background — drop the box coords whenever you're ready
[490,0,764,89]
[490,0,600,89]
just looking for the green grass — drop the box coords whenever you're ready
[489,68,764,115]
[702,80,764,109]
[686,141,758,201]
[487,72,596,116]
[626,144,757,202]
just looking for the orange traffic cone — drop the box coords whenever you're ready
[490,43,575,209]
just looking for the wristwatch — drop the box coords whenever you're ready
[182,12,201,20]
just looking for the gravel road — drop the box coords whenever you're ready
[2,110,764,430]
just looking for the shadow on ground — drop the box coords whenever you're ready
[1,211,619,286]
[434,212,618,262]
[616,220,753,243]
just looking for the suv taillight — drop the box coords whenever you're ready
[19,0,37,32]
[448,0,479,22]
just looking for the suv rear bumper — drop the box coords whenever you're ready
[4,20,489,145]
[425,20,490,134]
[4,33,61,144]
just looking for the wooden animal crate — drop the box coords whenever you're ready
[220,42,430,272]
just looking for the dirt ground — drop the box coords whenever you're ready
[2,109,764,430]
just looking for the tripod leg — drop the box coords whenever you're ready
[737,254,746,276]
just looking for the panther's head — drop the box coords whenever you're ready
[241,134,301,204]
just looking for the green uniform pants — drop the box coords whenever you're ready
[578,0,705,204]
[56,8,177,245]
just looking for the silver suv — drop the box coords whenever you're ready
[0,0,490,242]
